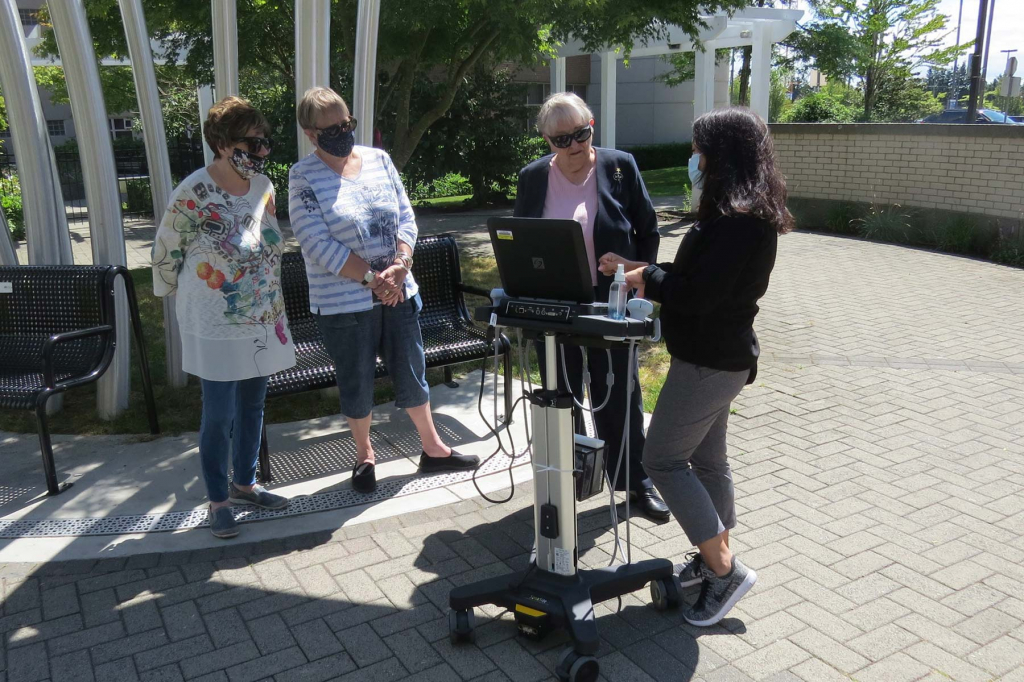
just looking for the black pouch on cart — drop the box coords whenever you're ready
[574,434,605,501]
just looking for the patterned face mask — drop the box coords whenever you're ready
[317,128,356,158]
[229,147,267,180]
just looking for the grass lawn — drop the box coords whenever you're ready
[640,166,691,199]
[0,258,669,436]
[413,194,472,208]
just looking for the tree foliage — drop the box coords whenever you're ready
[781,83,862,123]
[31,0,748,172]
[789,0,964,120]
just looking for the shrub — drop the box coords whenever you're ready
[1,193,24,241]
[626,143,693,172]
[428,172,473,199]
[123,179,152,215]
[926,215,977,255]
[825,201,862,235]
[992,228,1024,268]
[855,203,911,243]
[262,161,292,218]
[782,85,861,124]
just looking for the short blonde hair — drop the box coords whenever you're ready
[297,86,348,130]
[536,92,593,136]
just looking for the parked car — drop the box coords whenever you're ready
[919,108,1024,124]
[1010,115,1024,123]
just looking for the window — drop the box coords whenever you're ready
[19,9,39,26]
[47,119,66,137]
[109,117,135,139]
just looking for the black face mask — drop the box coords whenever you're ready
[317,129,355,158]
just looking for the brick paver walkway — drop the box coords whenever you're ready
[2,231,1023,681]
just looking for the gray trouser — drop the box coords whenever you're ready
[643,359,749,546]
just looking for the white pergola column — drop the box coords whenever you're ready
[197,84,216,164]
[48,0,131,418]
[212,0,239,97]
[0,0,72,266]
[119,0,187,388]
[0,203,16,265]
[749,22,772,121]
[550,57,566,93]
[352,0,381,147]
[600,52,616,149]
[295,0,331,157]
[693,47,716,120]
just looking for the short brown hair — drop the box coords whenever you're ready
[297,86,347,130]
[203,96,270,158]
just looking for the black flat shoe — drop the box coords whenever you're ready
[352,461,376,493]
[631,488,671,521]
[419,450,480,472]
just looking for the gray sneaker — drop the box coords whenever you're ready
[683,556,757,627]
[228,483,289,510]
[209,506,239,539]
[675,552,704,588]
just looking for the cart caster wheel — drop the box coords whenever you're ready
[556,647,600,682]
[650,577,682,611]
[448,608,476,644]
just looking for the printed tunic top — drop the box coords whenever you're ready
[152,168,295,381]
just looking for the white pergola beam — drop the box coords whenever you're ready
[0,203,16,266]
[600,51,617,149]
[352,0,381,147]
[48,0,131,418]
[212,0,239,97]
[0,0,72,266]
[197,84,216,165]
[119,0,187,388]
[295,0,332,157]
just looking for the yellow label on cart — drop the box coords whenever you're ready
[515,604,546,618]
[496,230,514,240]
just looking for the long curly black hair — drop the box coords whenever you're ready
[692,107,794,235]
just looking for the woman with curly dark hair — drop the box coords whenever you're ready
[599,107,792,626]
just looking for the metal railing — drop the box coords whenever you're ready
[0,136,206,225]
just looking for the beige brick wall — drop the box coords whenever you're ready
[770,124,1024,221]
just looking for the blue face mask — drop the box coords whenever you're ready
[318,129,355,158]
[688,153,703,189]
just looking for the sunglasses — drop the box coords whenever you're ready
[550,125,593,149]
[237,136,273,154]
[316,117,359,138]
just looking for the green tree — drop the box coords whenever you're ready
[33,0,748,171]
[872,74,943,121]
[789,0,963,120]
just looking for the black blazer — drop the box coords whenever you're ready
[513,147,660,298]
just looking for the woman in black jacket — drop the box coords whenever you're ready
[514,92,669,520]
[602,107,792,627]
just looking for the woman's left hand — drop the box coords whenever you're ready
[378,264,408,307]
[625,266,646,299]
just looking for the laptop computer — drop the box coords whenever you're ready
[487,217,595,304]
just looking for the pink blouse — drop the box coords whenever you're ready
[542,157,599,285]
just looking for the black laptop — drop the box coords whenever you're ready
[487,218,595,304]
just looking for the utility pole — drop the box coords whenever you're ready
[950,0,965,106]
[981,0,996,83]
[966,0,990,122]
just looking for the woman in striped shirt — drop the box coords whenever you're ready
[288,86,479,494]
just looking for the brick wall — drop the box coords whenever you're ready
[770,124,1024,222]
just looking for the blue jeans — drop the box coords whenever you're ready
[316,294,430,419]
[199,376,270,503]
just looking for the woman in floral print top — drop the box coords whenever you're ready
[152,96,294,539]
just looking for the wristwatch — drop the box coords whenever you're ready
[395,252,413,270]
[361,269,377,286]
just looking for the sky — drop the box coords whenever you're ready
[934,0,1023,77]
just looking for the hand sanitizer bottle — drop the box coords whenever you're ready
[608,264,627,320]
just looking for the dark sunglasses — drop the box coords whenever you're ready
[237,136,273,154]
[550,125,593,149]
[316,117,358,138]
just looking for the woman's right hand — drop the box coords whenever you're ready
[598,252,647,276]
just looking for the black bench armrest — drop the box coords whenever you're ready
[41,325,114,390]
[458,283,492,300]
